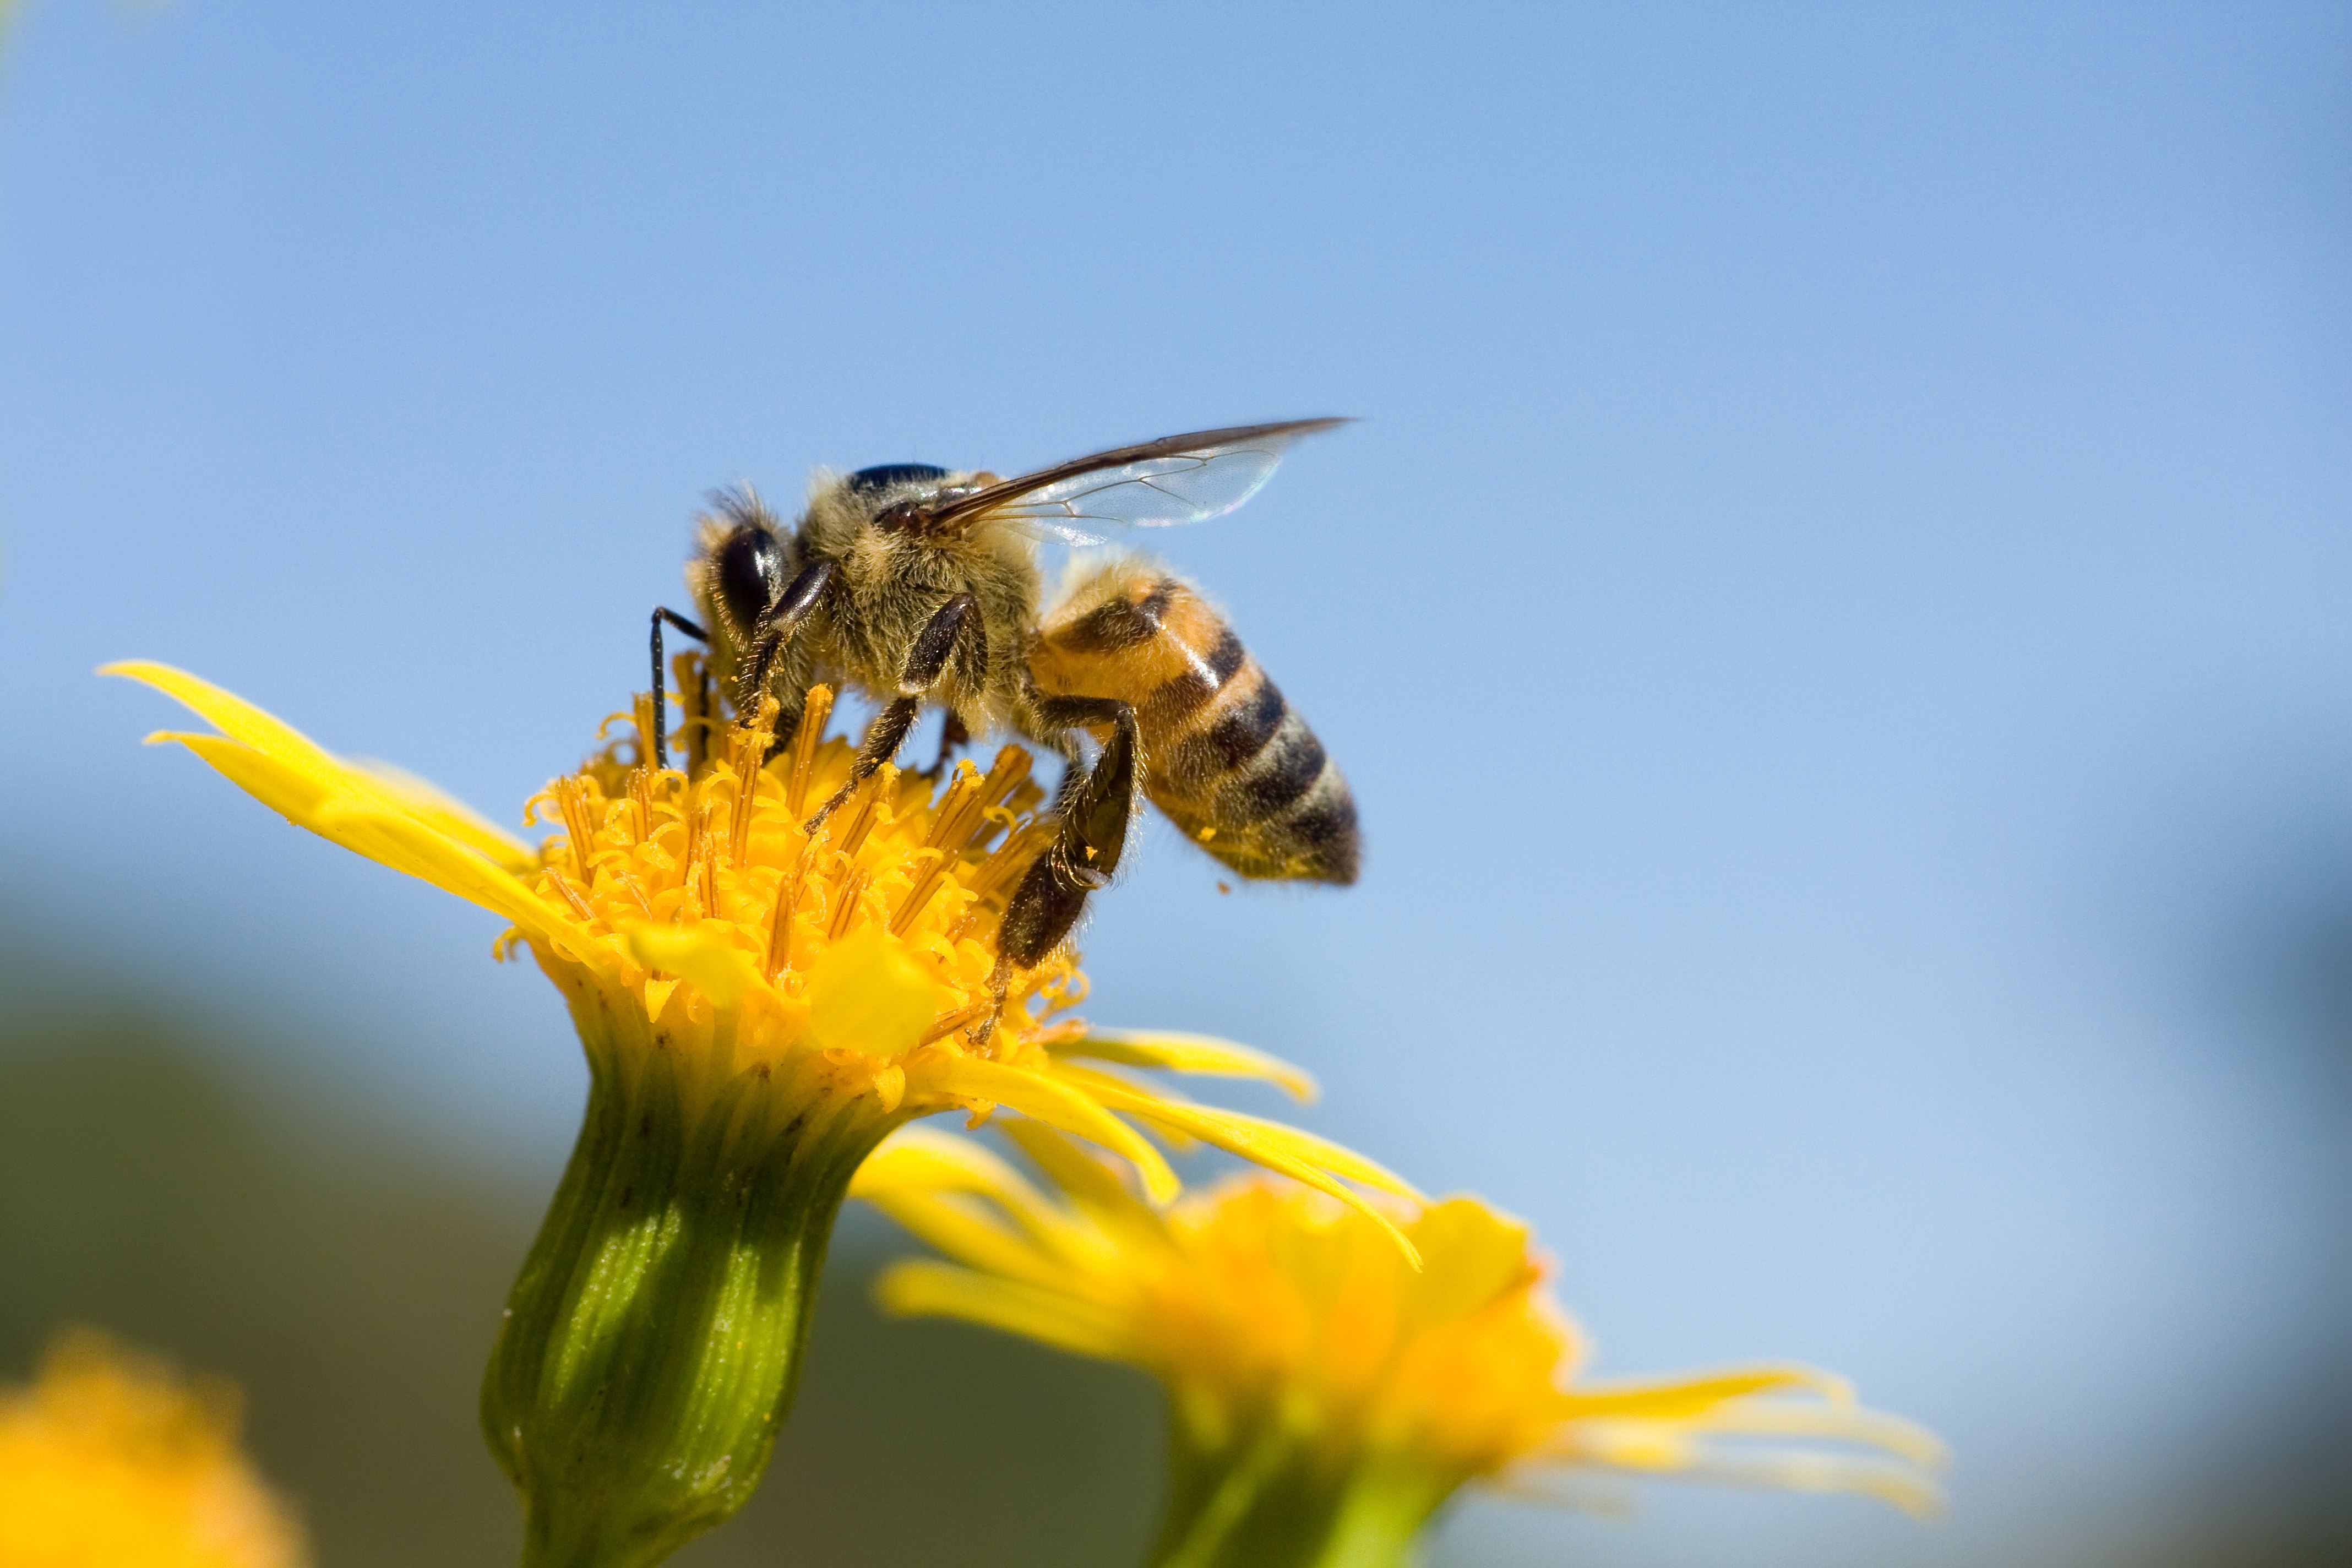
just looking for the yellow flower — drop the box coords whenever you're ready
[105,660,1412,1568]
[857,1126,1947,1568]
[0,1329,308,1568]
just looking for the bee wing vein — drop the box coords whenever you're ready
[929,418,1348,542]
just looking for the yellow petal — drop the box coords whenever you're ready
[856,1193,1073,1292]
[851,1125,1030,1202]
[1000,1121,1149,1217]
[105,661,352,786]
[1057,1066,1418,1200]
[805,927,938,1057]
[627,924,772,1011]
[1680,1397,1950,1470]
[110,664,579,954]
[875,1260,1134,1363]
[1559,1366,1849,1423]
[909,1053,1178,1203]
[857,1126,1125,1270]
[1558,1430,1946,1519]
[1065,1073,1423,1265]
[1403,1197,1540,1321]
[1051,1029,1317,1102]
[349,756,536,872]
[161,734,580,954]
[149,731,339,829]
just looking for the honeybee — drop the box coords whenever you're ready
[650,419,1359,974]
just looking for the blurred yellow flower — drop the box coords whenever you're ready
[106,660,1413,1568]
[0,1329,307,1568]
[858,1126,1946,1568]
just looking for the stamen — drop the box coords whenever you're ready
[918,1001,992,1045]
[631,693,659,769]
[786,685,836,816]
[891,849,951,935]
[922,763,984,852]
[924,746,1032,859]
[836,765,895,858]
[765,857,804,979]
[726,703,778,865]
[826,867,872,940]
[554,777,600,878]
[975,745,1035,814]
[672,651,715,778]
[681,794,710,901]
[627,767,658,846]
[609,868,655,918]
[968,820,1056,906]
[545,868,598,924]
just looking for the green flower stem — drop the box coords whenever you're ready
[483,987,901,1568]
[1146,1409,1458,1568]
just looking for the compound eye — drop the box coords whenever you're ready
[714,524,787,639]
[847,463,950,496]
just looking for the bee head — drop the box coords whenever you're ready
[699,486,791,644]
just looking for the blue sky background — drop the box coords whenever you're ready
[2,4,2346,1564]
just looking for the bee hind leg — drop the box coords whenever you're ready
[996,694,1139,976]
[804,593,983,835]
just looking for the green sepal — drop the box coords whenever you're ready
[1147,1406,1461,1568]
[482,1031,900,1568]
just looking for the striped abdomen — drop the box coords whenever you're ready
[1031,564,1358,884]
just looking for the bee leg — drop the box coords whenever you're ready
[804,593,983,834]
[649,607,710,769]
[997,695,1139,973]
[740,557,839,717]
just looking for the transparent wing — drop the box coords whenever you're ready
[927,418,1349,545]
[993,438,1310,543]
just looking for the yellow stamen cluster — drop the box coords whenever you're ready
[0,1330,308,1568]
[857,1126,1946,1516]
[517,683,1080,1114]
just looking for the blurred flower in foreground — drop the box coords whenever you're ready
[857,1126,1946,1568]
[107,660,1412,1568]
[0,1328,308,1568]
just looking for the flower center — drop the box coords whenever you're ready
[519,672,1086,1065]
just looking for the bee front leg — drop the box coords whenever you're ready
[997,694,1139,973]
[804,593,984,834]
[740,557,838,716]
[649,607,710,769]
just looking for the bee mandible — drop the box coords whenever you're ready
[649,419,1359,978]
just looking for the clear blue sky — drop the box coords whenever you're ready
[2,4,2345,1564]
